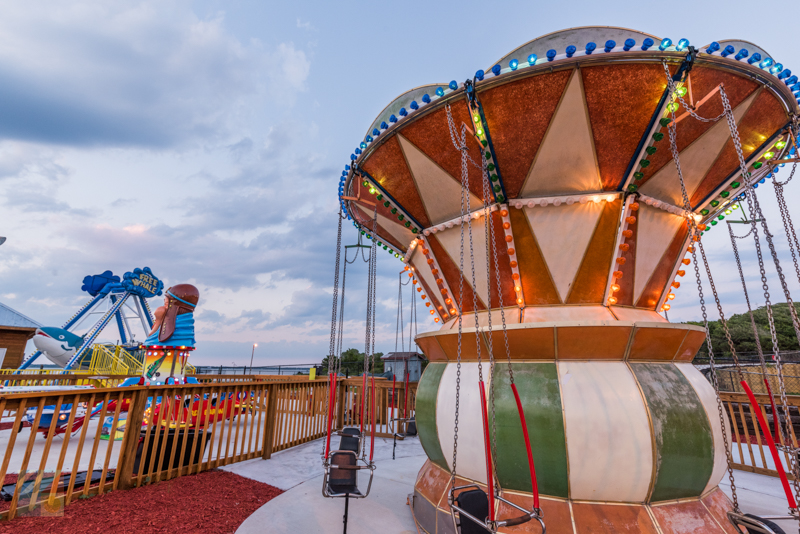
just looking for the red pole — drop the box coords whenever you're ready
[511,383,539,509]
[479,381,495,522]
[741,381,797,509]
[403,370,409,420]
[370,376,376,462]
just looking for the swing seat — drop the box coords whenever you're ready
[337,428,361,452]
[322,450,374,499]
[727,511,788,534]
[448,484,544,534]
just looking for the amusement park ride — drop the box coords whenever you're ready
[328,26,800,534]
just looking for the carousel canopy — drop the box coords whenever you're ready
[338,27,799,325]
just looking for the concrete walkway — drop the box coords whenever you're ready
[228,436,426,534]
[228,436,797,534]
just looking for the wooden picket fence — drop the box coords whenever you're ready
[0,375,417,520]
[721,391,800,479]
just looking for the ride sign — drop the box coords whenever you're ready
[122,267,164,298]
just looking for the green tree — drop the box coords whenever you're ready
[320,348,384,375]
[689,302,800,359]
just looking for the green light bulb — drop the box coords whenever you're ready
[764,152,775,159]
[775,141,786,149]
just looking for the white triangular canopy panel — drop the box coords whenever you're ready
[524,201,604,302]
[375,212,416,248]
[639,90,758,206]
[397,135,483,225]
[633,204,684,303]
[434,223,490,309]
[519,69,602,197]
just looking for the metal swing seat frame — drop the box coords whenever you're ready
[727,511,791,534]
[447,483,545,533]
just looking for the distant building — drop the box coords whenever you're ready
[381,352,427,383]
[0,302,41,369]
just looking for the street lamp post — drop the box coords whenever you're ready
[249,343,258,373]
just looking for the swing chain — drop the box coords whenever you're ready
[661,62,725,123]
[663,68,740,511]
[722,85,800,505]
[323,208,344,457]
[774,183,800,291]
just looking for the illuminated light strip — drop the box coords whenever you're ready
[353,174,421,235]
[422,204,499,236]
[639,194,700,218]
[696,133,793,226]
[497,205,525,308]
[602,196,638,306]
[656,237,694,314]
[414,236,459,320]
[510,192,620,210]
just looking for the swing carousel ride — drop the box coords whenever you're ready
[328,26,800,534]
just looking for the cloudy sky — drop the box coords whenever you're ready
[1,0,799,367]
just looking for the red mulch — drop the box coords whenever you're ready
[0,470,282,534]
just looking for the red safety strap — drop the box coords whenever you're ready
[392,374,396,418]
[370,376,376,462]
[741,381,797,509]
[763,379,781,443]
[324,372,337,458]
[360,373,367,433]
[478,381,495,522]
[511,383,539,509]
[403,370,410,420]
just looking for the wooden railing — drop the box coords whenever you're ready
[721,391,800,479]
[0,375,416,520]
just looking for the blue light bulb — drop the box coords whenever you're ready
[366,135,373,142]
[546,49,557,61]
[350,154,356,160]
[409,101,418,110]
[449,80,458,90]
[777,69,791,80]
[372,128,380,136]
[642,38,654,51]
[380,121,388,129]
[345,165,351,171]
[435,87,444,97]
[623,38,635,51]
[770,63,784,75]
[422,94,431,103]
[475,69,484,81]
[528,54,537,65]
[399,107,407,117]
[585,42,597,54]
[748,53,762,65]
[360,142,367,149]
[492,64,502,75]
[342,171,347,176]
[604,40,616,52]
[759,178,766,184]
[355,148,362,155]
[509,59,518,70]
[759,57,773,69]
[721,45,735,58]
[659,38,672,51]
[676,38,690,52]
[389,114,397,123]
[566,45,577,58]
[785,75,798,86]
[706,42,720,54]
[735,49,749,61]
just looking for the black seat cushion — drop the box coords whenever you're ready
[455,489,489,534]
[743,514,786,534]
[339,428,361,452]
[327,451,361,496]
[406,420,417,436]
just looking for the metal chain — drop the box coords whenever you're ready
[727,222,771,382]
[775,181,800,286]
[663,68,740,510]
[322,209,344,457]
[396,272,405,353]
[446,104,466,484]
[719,85,800,508]
[662,62,726,123]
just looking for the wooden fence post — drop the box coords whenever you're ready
[262,385,279,460]
[336,382,346,430]
[117,387,149,490]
